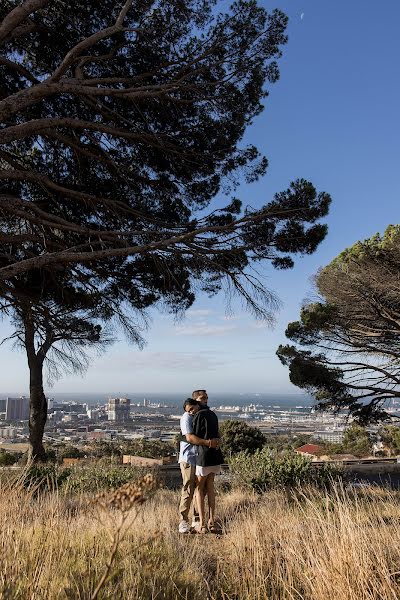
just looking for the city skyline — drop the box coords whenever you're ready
[1,0,399,395]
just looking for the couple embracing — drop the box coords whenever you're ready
[178,389,224,534]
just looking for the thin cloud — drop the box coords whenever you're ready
[104,351,225,371]
[251,321,269,330]
[186,309,214,317]
[174,323,237,336]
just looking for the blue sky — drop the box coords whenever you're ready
[1,0,399,396]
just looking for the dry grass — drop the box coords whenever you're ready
[1,474,400,599]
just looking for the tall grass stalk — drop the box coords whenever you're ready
[1,473,400,599]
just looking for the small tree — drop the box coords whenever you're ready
[0,449,18,466]
[341,425,372,457]
[219,420,265,457]
[120,438,175,459]
[89,441,122,459]
[58,445,85,461]
[379,426,400,456]
[1,293,110,461]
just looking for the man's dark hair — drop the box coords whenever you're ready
[183,398,199,411]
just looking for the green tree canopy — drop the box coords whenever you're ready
[0,448,19,466]
[0,0,330,299]
[219,419,266,456]
[379,425,400,456]
[58,445,85,460]
[1,0,331,460]
[341,425,372,457]
[277,225,400,423]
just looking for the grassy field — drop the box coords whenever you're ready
[1,471,400,599]
[0,442,29,453]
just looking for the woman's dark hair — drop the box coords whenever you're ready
[183,398,199,411]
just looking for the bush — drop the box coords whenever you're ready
[88,441,122,458]
[18,463,151,494]
[342,425,372,457]
[22,464,72,491]
[57,445,86,461]
[219,420,265,456]
[65,464,149,493]
[0,449,19,466]
[379,425,400,456]
[120,439,175,459]
[229,448,340,492]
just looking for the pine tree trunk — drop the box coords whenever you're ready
[28,358,47,462]
[23,307,48,463]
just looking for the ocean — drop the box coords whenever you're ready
[2,391,313,408]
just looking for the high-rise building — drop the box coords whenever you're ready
[107,397,131,422]
[0,399,7,413]
[5,396,29,421]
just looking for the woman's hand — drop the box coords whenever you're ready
[208,438,220,449]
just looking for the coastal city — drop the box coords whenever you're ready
[2,394,400,453]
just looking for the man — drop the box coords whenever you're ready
[178,397,219,533]
[191,389,223,533]
[192,389,208,405]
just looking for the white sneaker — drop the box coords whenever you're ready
[179,520,191,534]
[191,518,200,529]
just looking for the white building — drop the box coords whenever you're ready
[313,428,346,443]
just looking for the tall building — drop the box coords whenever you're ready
[0,399,7,413]
[5,396,30,421]
[107,397,131,422]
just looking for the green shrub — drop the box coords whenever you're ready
[120,439,175,459]
[219,420,266,456]
[22,464,72,491]
[19,463,150,494]
[57,445,86,461]
[229,448,340,492]
[0,449,19,466]
[64,464,149,493]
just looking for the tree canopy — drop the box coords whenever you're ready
[341,425,372,457]
[219,419,266,456]
[1,0,330,314]
[1,0,331,460]
[277,225,400,424]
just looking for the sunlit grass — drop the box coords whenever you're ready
[1,472,400,599]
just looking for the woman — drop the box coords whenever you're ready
[192,394,224,533]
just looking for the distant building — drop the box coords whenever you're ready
[5,396,29,421]
[107,398,131,422]
[0,399,7,413]
[52,402,87,414]
[144,429,161,439]
[295,443,324,458]
[87,408,100,420]
[0,427,17,439]
[314,428,346,443]
[87,430,116,441]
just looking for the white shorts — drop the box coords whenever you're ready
[195,465,222,476]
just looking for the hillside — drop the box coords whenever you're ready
[1,471,400,599]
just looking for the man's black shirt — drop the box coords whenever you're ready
[192,406,224,467]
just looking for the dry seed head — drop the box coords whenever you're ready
[93,474,156,513]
